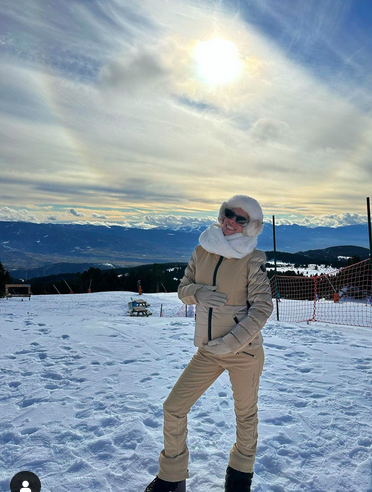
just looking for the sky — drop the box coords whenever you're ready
[0,0,372,228]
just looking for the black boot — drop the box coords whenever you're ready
[144,476,186,492]
[225,466,253,492]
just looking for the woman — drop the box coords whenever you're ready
[145,195,273,492]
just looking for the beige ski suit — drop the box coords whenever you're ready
[158,246,273,481]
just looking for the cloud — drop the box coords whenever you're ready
[0,203,368,230]
[249,117,290,143]
[275,213,368,228]
[139,214,215,230]
[92,213,108,219]
[68,208,85,217]
[0,206,40,223]
[0,0,372,222]
[99,48,169,95]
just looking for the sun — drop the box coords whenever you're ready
[195,38,242,86]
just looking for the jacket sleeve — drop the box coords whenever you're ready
[178,247,205,305]
[222,250,273,353]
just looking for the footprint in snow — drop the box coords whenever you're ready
[87,438,116,454]
[38,328,51,335]
[114,429,143,449]
[8,381,21,388]
[19,397,46,408]
[265,343,287,350]
[45,383,59,390]
[143,418,160,429]
[75,409,92,419]
[358,438,372,447]
[20,427,39,435]
[272,433,293,445]
[0,432,21,445]
[41,371,63,380]
[309,393,327,399]
[100,417,119,428]
[349,447,370,461]
[264,415,294,426]
[293,400,308,408]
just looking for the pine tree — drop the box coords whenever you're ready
[347,255,361,266]
[0,261,12,297]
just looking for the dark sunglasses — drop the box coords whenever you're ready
[224,208,250,225]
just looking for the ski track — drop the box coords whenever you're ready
[0,293,371,492]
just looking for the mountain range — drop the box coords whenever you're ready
[0,221,370,276]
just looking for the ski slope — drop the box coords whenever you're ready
[0,292,371,492]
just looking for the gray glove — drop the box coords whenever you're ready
[195,285,227,307]
[203,337,232,355]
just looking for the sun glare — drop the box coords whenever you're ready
[195,38,242,86]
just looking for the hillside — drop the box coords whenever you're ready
[265,245,370,266]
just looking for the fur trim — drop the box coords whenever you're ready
[199,224,258,259]
[218,195,264,237]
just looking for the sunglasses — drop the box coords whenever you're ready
[224,208,250,226]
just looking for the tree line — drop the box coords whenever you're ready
[0,255,365,298]
[13,264,187,296]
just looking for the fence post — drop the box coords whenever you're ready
[367,197,372,258]
[367,198,372,295]
[272,215,280,321]
[313,277,318,322]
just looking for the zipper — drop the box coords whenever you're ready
[242,351,255,357]
[208,255,224,341]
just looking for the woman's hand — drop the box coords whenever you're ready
[194,285,227,307]
[203,337,232,355]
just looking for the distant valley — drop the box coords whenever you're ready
[0,221,370,278]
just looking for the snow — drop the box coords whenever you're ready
[0,292,371,492]
[266,262,337,276]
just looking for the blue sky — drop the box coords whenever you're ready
[0,0,371,228]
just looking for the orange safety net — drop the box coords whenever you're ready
[270,259,372,328]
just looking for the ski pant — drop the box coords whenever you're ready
[158,345,265,481]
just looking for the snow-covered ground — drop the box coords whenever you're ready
[266,262,337,277]
[1,292,372,492]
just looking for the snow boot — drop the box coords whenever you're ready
[224,466,253,492]
[144,476,186,492]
